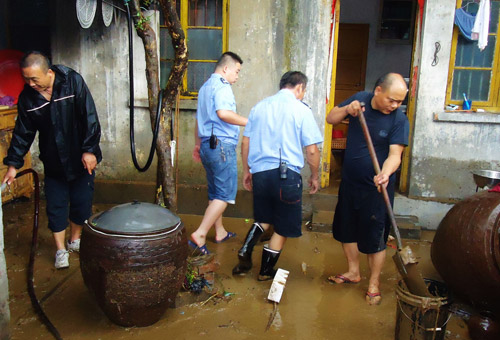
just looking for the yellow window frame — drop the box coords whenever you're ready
[160,0,229,98]
[446,0,500,112]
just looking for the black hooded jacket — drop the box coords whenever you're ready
[3,65,102,181]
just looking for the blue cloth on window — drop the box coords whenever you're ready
[455,8,476,41]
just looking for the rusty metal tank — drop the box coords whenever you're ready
[431,191,500,314]
[80,202,188,327]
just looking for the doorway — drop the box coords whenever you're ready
[329,23,369,188]
[1,0,51,55]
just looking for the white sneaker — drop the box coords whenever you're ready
[55,249,69,269]
[66,239,80,253]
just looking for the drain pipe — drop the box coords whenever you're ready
[125,0,162,172]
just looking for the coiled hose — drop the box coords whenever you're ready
[125,1,162,172]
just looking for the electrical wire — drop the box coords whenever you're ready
[432,42,441,66]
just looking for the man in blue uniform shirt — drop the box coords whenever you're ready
[190,52,247,254]
[326,73,409,305]
[232,71,323,281]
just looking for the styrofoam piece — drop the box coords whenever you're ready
[267,268,289,303]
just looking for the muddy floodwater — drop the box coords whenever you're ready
[3,200,471,339]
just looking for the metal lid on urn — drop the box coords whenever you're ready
[87,201,181,236]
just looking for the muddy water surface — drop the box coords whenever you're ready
[3,200,470,339]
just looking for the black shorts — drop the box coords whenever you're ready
[332,180,394,254]
[252,168,303,238]
[44,172,95,232]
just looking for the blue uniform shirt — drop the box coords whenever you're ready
[197,73,240,145]
[244,89,323,174]
[339,91,409,189]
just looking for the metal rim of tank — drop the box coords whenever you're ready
[472,170,500,188]
[86,211,183,238]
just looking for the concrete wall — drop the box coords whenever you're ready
[50,4,160,187]
[47,1,331,206]
[340,0,413,91]
[409,0,500,200]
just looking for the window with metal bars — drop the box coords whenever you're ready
[447,0,500,111]
[160,0,228,97]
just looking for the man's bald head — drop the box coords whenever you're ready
[20,51,51,73]
[373,73,407,93]
[372,73,408,114]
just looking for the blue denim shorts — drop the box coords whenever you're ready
[44,172,95,232]
[200,140,237,204]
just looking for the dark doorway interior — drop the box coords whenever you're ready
[329,23,369,188]
[1,0,51,56]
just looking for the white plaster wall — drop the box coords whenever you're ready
[230,0,330,135]
[409,0,500,199]
[229,0,284,117]
[340,0,413,90]
[291,0,331,138]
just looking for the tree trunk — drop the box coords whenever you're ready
[129,0,188,211]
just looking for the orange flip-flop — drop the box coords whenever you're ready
[365,291,382,305]
[327,274,361,284]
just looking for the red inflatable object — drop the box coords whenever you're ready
[0,50,25,104]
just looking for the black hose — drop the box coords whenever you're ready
[15,169,62,340]
[125,2,162,172]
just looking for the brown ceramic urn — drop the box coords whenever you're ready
[431,191,500,314]
[80,202,188,327]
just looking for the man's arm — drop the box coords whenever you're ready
[305,144,320,194]
[3,166,17,185]
[326,100,363,125]
[241,136,252,191]
[3,101,37,183]
[192,119,201,162]
[374,144,405,189]
[217,110,248,126]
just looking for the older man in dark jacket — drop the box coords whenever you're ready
[2,51,102,269]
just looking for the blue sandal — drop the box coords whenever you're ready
[215,231,237,243]
[188,240,210,255]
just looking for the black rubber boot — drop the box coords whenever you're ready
[232,222,264,275]
[259,225,274,242]
[258,246,281,281]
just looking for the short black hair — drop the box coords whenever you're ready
[216,52,243,69]
[20,51,51,72]
[279,71,308,90]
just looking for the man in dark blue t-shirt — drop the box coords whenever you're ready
[325,73,409,305]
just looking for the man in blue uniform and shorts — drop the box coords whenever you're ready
[190,52,247,255]
[232,71,323,281]
[326,73,409,305]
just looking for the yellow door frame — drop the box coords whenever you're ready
[320,0,341,188]
[399,3,422,193]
